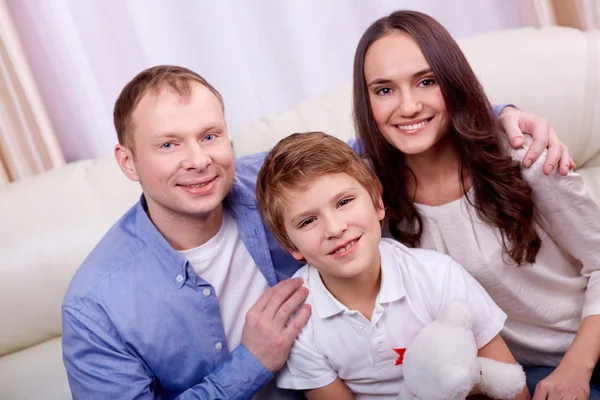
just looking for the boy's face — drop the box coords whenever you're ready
[282,173,385,280]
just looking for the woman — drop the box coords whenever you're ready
[353,10,600,400]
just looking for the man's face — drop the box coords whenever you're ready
[117,82,235,225]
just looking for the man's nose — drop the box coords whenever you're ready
[181,142,211,171]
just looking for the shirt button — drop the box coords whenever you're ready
[215,342,223,350]
[186,267,192,274]
[176,275,184,283]
[357,323,365,330]
[203,288,211,296]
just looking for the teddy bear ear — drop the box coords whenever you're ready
[393,348,407,365]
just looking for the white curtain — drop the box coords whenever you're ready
[519,0,600,29]
[0,0,64,184]
[6,0,522,162]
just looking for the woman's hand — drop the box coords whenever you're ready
[532,364,590,400]
[497,106,575,176]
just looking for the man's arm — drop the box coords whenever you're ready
[62,306,272,399]
[63,278,311,399]
[495,105,574,175]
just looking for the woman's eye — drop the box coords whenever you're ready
[299,218,315,228]
[376,87,391,95]
[419,78,435,87]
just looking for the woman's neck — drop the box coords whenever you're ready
[319,255,382,321]
[404,136,469,206]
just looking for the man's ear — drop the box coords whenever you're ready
[115,144,140,182]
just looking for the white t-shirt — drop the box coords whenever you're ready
[179,210,298,400]
[275,238,506,399]
[409,140,600,367]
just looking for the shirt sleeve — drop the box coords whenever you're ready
[275,316,337,390]
[492,104,514,117]
[62,305,273,400]
[515,144,600,318]
[436,259,508,349]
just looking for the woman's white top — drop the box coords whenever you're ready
[405,140,600,367]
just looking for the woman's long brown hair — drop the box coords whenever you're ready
[353,10,541,265]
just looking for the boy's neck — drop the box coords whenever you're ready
[319,255,382,321]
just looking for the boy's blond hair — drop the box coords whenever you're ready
[256,132,383,251]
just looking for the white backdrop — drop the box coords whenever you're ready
[7,0,522,161]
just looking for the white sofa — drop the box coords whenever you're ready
[1,26,599,400]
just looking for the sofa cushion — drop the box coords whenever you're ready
[0,337,70,400]
[0,157,140,357]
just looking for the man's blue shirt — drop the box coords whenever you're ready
[62,152,302,400]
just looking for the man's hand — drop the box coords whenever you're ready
[532,364,590,400]
[497,107,575,176]
[241,277,311,373]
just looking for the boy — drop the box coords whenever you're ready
[255,132,528,399]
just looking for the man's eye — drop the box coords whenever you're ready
[161,142,173,149]
[204,134,215,142]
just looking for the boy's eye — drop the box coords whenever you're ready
[299,218,315,228]
[375,87,391,95]
[338,198,353,207]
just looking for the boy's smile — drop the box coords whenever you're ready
[282,173,385,282]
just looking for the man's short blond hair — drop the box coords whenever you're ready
[256,132,383,251]
[113,65,224,152]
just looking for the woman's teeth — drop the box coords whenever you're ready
[334,239,357,254]
[396,120,428,131]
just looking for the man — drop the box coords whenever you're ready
[62,65,570,399]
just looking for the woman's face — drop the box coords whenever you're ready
[364,31,450,156]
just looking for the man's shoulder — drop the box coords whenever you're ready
[63,204,149,309]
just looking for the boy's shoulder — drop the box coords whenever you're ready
[380,238,454,270]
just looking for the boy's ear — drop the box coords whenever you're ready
[288,247,305,261]
[377,196,385,221]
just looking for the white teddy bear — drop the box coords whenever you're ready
[396,299,526,400]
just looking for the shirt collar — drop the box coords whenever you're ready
[134,195,189,289]
[309,240,406,319]
[132,173,264,289]
[376,240,406,304]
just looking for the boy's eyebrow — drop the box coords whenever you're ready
[368,68,433,87]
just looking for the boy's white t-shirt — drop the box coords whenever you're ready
[275,238,506,399]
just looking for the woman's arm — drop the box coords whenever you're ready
[531,315,600,400]
[477,335,530,400]
[518,149,600,399]
[305,378,354,400]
